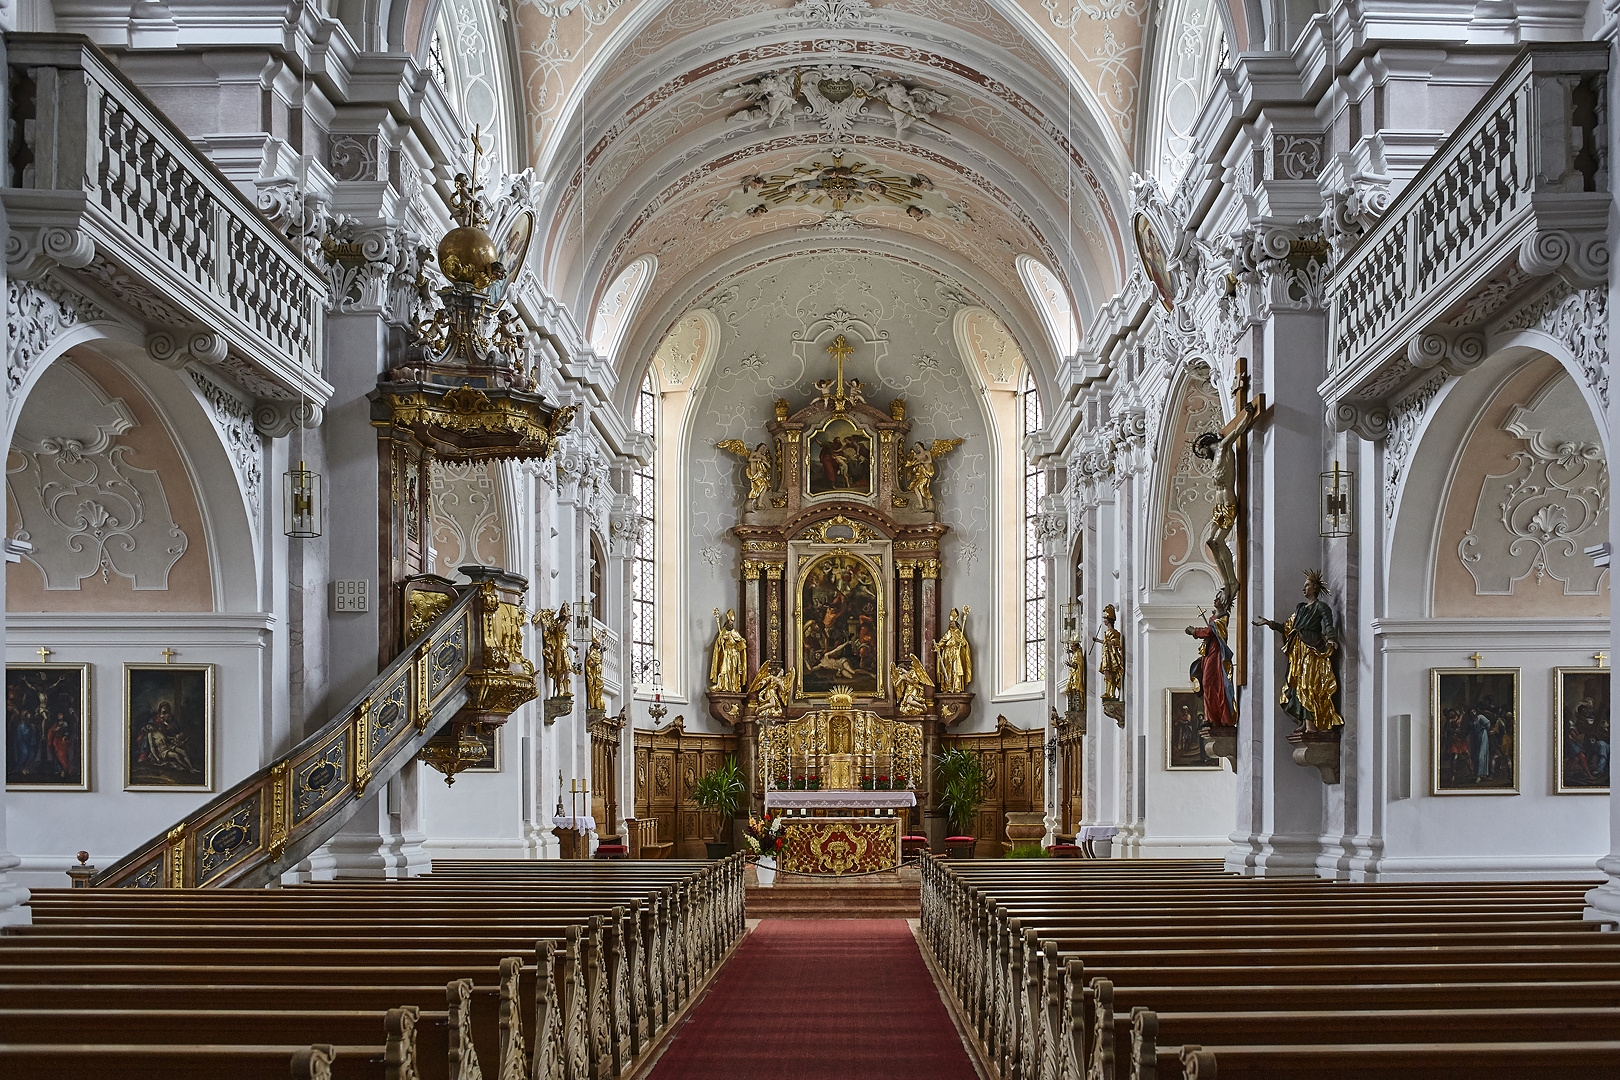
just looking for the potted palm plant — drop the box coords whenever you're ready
[693,756,745,860]
[935,744,989,855]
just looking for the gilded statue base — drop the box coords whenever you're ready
[1200,724,1237,765]
[1288,725,1341,785]
[778,817,900,876]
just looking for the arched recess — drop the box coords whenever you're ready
[1017,255,1082,361]
[424,0,526,173]
[6,335,261,614]
[1388,347,1609,620]
[1146,360,1224,597]
[1139,0,1228,186]
[644,308,721,701]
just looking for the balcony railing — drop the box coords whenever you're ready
[4,34,329,402]
[1323,43,1608,433]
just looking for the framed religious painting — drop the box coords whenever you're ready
[1430,667,1519,795]
[1133,211,1176,312]
[6,663,90,791]
[463,725,501,773]
[1165,688,1220,770]
[797,551,884,697]
[804,415,875,498]
[1554,666,1609,793]
[124,664,214,792]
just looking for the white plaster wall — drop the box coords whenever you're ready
[421,722,530,858]
[1369,620,1609,879]
[7,613,272,889]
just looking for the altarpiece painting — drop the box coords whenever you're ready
[798,552,883,695]
[124,664,213,791]
[805,415,874,497]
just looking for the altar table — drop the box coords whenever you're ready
[765,790,915,876]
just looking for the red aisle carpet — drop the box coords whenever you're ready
[649,919,978,1080]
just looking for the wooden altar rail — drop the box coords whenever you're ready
[1,857,744,1080]
[919,857,1620,1080]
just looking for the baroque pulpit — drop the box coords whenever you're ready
[706,334,975,849]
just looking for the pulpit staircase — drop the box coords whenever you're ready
[79,570,537,889]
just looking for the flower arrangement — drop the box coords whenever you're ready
[876,775,891,790]
[744,813,786,858]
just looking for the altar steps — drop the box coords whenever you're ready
[746,882,921,919]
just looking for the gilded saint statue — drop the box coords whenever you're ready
[748,661,796,719]
[584,629,606,712]
[1254,570,1341,731]
[1094,604,1124,701]
[532,603,576,699]
[891,654,934,716]
[1186,589,1238,729]
[1062,640,1087,699]
[934,607,972,692]
[717,439,772,508]
[709,607,747,692]
[901,439,965,510]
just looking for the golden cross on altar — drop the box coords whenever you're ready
[35,646,51,663]
[1596,652,1609,668]
[1468,652,1484,668]
[160,647,178,664]
[827,333,855,407]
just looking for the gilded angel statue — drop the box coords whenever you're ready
[748,661,796,719]
[890,654,934,716]
[717,438,772,508]
[901,438,964,510]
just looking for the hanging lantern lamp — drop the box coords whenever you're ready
[285,460,323,538]
[1319,460,1353,538]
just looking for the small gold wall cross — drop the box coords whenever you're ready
[1595,652,1609,668]
[1468,652,1484,668]
[35,646,52,662]
[160,648,178,664]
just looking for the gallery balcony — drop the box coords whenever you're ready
[1322,43,1609,440]
[4,34,329,404]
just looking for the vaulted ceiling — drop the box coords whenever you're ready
[501,0,1151,400]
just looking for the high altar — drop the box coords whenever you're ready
[759,689,922,875]
[706,326,977,863]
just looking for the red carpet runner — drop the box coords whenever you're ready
[649,919,978,1080]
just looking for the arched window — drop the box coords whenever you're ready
[1017,256,1081,360]
[590,256,655,358]
[1022,368,1046,681]
[630,369,657,684]
[589,534,605,622]
[427,28,451,91]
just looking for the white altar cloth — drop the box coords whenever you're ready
[552,814,597,833]
[765,790,917,810]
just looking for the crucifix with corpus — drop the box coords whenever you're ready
[818,334,866,412]
[1191,357,1268,682]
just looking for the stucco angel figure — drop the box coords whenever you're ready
[723,69,800,128]
[1094,604,1124,701]
[709,607,747,692]
[1191,399,1259,598]
[532,604,576,699]
[934,607,972,692]
[891,654,934,716]
[748,661,796,719]
[902,438,964,510]
[717,439,772,508]
[584,628,606,712]
[1254,570,1342,731]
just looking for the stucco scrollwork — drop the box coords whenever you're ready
[189,371,264,517]
[1458,372,1609,595]
[7,278,113,398]
[1382,371,1448,518]
[1497,282,1609,408]
[721,65,949,141]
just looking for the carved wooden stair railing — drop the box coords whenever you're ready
[85,570,537,888]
